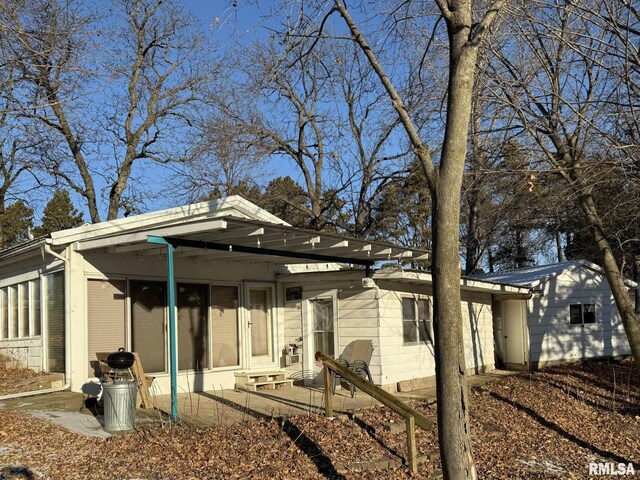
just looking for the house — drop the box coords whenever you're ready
[475,261,635,370]
[0,196,529,395]
[278,267,528,391]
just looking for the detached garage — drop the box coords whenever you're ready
[476,261,635,369]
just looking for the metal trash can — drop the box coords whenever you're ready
[102,380,137,431]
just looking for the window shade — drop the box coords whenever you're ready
[177,283,208,371]
[87,279,126,376]
[131,281,166,373]
[211,285,239,367]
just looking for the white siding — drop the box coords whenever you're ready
[377,286,494,387]
[278,276,381,384]
[282,300,303,379]
[529,266,631,365]
[337,288,381,383]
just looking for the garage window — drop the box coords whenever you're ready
[569,304,596,325]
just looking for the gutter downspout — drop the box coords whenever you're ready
[41,242,71,392]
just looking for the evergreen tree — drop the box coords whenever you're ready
[34,190,84,237]
[0,200,34,249]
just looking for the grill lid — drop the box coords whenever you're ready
[105,348,135,369]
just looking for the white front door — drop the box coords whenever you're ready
[247,286,274,368]
[502,300,526,366]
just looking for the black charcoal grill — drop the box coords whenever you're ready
[103,348,135,381]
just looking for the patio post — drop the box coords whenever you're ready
[147,235,178,420]
[323,364,333,418]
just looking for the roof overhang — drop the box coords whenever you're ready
[372,269,531,296]
[68,216,430,267]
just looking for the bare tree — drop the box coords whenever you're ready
[1,0,209,222]
[0,32,40,247]
[326,1,507,477]
[487,0,640,370]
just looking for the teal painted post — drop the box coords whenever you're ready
[166,242,178,420]
[146,236,179,421]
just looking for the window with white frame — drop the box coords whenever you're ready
[569,304,596,325]
[0,281,44,340]
[402,297,433,344]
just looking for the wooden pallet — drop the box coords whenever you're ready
[234,370,294,392]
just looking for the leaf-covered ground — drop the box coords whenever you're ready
[0,366,50,396]
[0,361,638,479]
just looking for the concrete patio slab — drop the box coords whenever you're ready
[27,410,111,438]
[151,385,384,426]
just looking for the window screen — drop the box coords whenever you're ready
[583,304,596,324]
[569,304,582,324]
[32,279,41,336]
[19,283,29,337]
[403,297,432,344]
[418,298,433,343]
[0,288,7,339]
[9,285,17,338]
[569,304,596,325]
[249,289,269,357]
[46,272,65,373]
[402,297,418,344]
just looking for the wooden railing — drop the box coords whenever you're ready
[315,351,433,473]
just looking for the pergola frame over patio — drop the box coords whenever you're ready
[63,216,429,420]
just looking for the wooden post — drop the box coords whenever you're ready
[406,414,417,474]
[323,365,333,418]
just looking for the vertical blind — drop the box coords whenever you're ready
[211,285,239,367]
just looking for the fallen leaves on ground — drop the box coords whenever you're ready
[0,367,49,396]
[0,361,638,479]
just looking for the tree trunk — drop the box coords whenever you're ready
[556,230,564,263]
[578,193,640,372]
[333,2,506,477]
[634,255,640,315]
[432,16,478,480]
